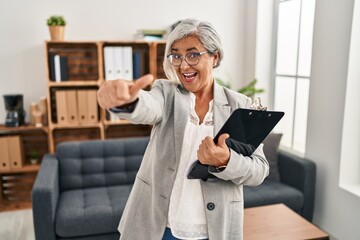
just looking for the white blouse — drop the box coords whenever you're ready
[167,93,214,240]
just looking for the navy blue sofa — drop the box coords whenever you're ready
[32,136,316,240]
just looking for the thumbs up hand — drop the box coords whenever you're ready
[197,133,230,167]
[97,74,154,109]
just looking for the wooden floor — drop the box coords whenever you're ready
[0,204,335,240]
[0,208,35,240]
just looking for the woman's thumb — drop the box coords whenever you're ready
[129,74,154,95]
[218,133,230,147]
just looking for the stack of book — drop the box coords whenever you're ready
[134,29,168,41]
[49,54,68,82]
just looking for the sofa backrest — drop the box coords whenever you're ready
[56,137,149,191]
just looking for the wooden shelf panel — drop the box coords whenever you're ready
[104,119,131,126]
[0,125,48,134]
[48,81,101,87]
[0,164,39,174]
[50,122,102,130]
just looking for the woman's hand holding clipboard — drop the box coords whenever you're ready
[187,105,284,180]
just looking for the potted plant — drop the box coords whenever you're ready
[30,150,38,165]
[216,78,265,100]
[237,79,265,99]
[47,15,66,41]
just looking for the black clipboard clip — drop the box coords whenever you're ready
[250,97,267,111]
[187,99,284,180]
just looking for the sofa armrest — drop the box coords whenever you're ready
[32,154,59,240]
[278,150,316,221]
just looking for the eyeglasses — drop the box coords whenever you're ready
[167,51,208,67]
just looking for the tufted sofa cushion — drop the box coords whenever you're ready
[244,179,304,214]
[56,138,148,191]
[55,185,131,237]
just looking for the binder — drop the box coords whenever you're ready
[104,46,133,81]
[7,136,24,169]
[0,137,10,171]
[66,90,78,124]
[114,47,124,80]
[59,56,68,81]
[104,46,116,80]
[49,53,56,81]
[133,51,141,79]
[122,46,133,81]
[54,55,61,82]
[54,55,68,82]
[86,90,98,123]
[77,90,88,124]
[187,108,284,180]
[133,48,147,79]
[55,90,68,124]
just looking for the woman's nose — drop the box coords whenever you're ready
[180,59,191,70]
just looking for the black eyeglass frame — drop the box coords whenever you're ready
[166,51,208,67]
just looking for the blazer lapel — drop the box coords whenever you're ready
[174,85,190,166]
[213,82,231,134]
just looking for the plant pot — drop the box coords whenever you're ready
[30,158,38,165]
[49,26,65,41]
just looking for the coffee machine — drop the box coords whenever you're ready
[3,94,26,127]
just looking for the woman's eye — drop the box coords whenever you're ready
[173,54,182,59]
[188,53,198,59]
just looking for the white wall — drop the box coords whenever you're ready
[241,0,276,108]
[0,0,246,123]
[339,0,360,196]
[306,0,360,239]
[254,0,276,108]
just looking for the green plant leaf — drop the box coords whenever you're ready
[215,77,231,89]
[47,15,66,26]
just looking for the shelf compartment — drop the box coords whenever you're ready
[47,42,99,81]
[152,42,166,79]
[52,127,101,152]
[0,171,37,206]
[19,130,48,166]
[49,86,100,125]
[105,124,151,139]
[0,126,48,166]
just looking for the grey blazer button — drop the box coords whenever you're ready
[207,202,215,211]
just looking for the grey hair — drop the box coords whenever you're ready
[163,19,224,82]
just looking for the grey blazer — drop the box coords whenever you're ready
[116,79,269,240]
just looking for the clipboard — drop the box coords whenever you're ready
[187,108,284,180]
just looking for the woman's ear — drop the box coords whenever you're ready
[213,51,219,68]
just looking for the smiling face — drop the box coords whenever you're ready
[170,36,218,97]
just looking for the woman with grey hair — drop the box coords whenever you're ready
[97,18,269,240]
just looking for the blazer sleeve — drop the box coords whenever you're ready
[210,144,269,186]
[210,88,269,185]
[111,80,165,125]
